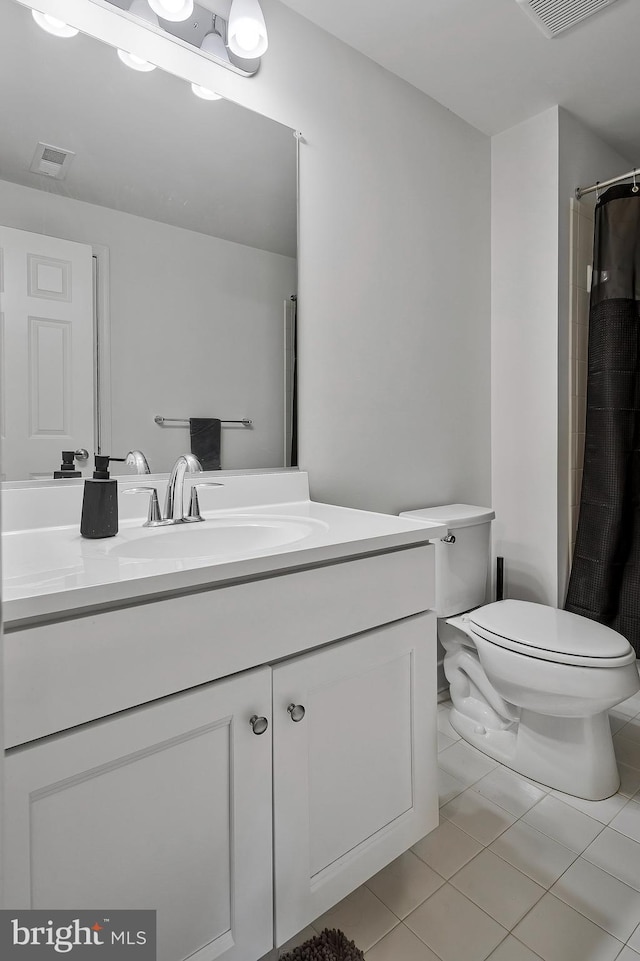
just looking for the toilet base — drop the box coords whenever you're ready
[449,706,620,800]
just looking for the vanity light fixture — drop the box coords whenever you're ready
[191,82,222,99]
[117,0,158,71]
[148,0,194,21]
[31,10,79,37]
[117,48,157,70]
[227,0,268,58]
[189,25,225,97]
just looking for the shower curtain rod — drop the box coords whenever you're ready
[576,167,640,200]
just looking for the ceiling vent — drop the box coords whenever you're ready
[515,0,620,37]
[29,142,76,180]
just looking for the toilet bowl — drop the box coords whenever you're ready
[399,504,640,801]
[446,600,639,799]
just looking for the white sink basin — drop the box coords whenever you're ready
[108,514,327,560]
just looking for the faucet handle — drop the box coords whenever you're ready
[185,482,224,523]
[125,486,167,527]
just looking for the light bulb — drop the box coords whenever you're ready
[227,0,268,58]
[234,21,260,53]
[191,83,222,101]
[117,49,157,72]
[148,0,194,22]
[128,0,159,26]
[32,11,79,38]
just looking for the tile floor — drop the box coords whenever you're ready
[279,683,640,961]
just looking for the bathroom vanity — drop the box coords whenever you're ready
[2,471,445,961]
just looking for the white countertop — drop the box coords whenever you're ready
[2,480,447,627]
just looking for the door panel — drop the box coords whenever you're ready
[0,225,94,479]
[4,667,273,961]
[272,612,438,946]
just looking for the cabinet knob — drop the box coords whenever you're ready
[249,714,269,735]
[287,703,306,722]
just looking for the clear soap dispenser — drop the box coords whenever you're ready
[80,455,125,538]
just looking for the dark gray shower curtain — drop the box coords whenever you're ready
[565,183,640,655]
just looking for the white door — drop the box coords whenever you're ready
[0,225,94,480]
[272,612,438,946]
[4,666,274,961]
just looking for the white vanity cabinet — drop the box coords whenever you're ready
[272,613,436,946]
[4,667,275,961]
[3,531,439,961]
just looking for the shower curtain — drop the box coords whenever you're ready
[565,183,640,655]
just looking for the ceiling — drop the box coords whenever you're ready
[0,0,296,256]
[278,0,640,163]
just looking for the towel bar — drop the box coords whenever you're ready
[155,416,252,428]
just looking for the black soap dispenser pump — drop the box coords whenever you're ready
[80,455,124,539]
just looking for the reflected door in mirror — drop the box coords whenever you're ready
[0,225,94,480]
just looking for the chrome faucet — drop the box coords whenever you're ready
[126,454,223,526]
[164,453,203,523]
[125,450,151,474]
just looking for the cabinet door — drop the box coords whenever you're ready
[4,667,273,961]
[272,612,438,946]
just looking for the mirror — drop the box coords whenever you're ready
[0,0,297,481]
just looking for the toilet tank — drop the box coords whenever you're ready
[399,504,495,616]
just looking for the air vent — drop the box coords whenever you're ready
[515,0,620,37]
[29,142,76,180]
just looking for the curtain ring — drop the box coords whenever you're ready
[632,169,639,194]
[595,181,600,202]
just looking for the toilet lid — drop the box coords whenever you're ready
[466,600,634,666]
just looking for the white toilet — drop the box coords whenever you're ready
[400,504,640,800]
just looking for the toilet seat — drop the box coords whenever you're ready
[466,600,636,668]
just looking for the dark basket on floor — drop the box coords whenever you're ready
[279,928,365,961]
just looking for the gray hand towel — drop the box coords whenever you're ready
[189,418,221,470]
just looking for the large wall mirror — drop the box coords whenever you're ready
[0,0,297,481]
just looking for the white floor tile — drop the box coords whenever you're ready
[611,711,632,735]
[412,819,483,879]
[550,856,640,941]
[614,734,640,771]
[489,821,577,888]
[450,849,545,929]
[440,788,516,845]
[438,731,456,752]
[438,767,466,807]
[548,787,628,825]
[365,851,445,920]
[615,691,640,718]
[629,922,640,952]
[437,707,461,741]
[474,767,546,818]
[615,947,640,961]
[486,937,544,961]
[438,740,499,788]
[312,885,399,953]
[364,922,443,961]
[619,763,640,798]
[404,883,507,961]
[522,795,604,853]
[609,799,640,843]
[582,828,640,892]
[618,718,640,744]
[512,893,623,961]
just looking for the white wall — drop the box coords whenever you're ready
[492,108,561,605]
[0,179,296,473]
[33,0,492,514]
[491,106,631,606]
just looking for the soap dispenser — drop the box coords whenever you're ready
[80,455,125,538]
[53,450,81,479]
